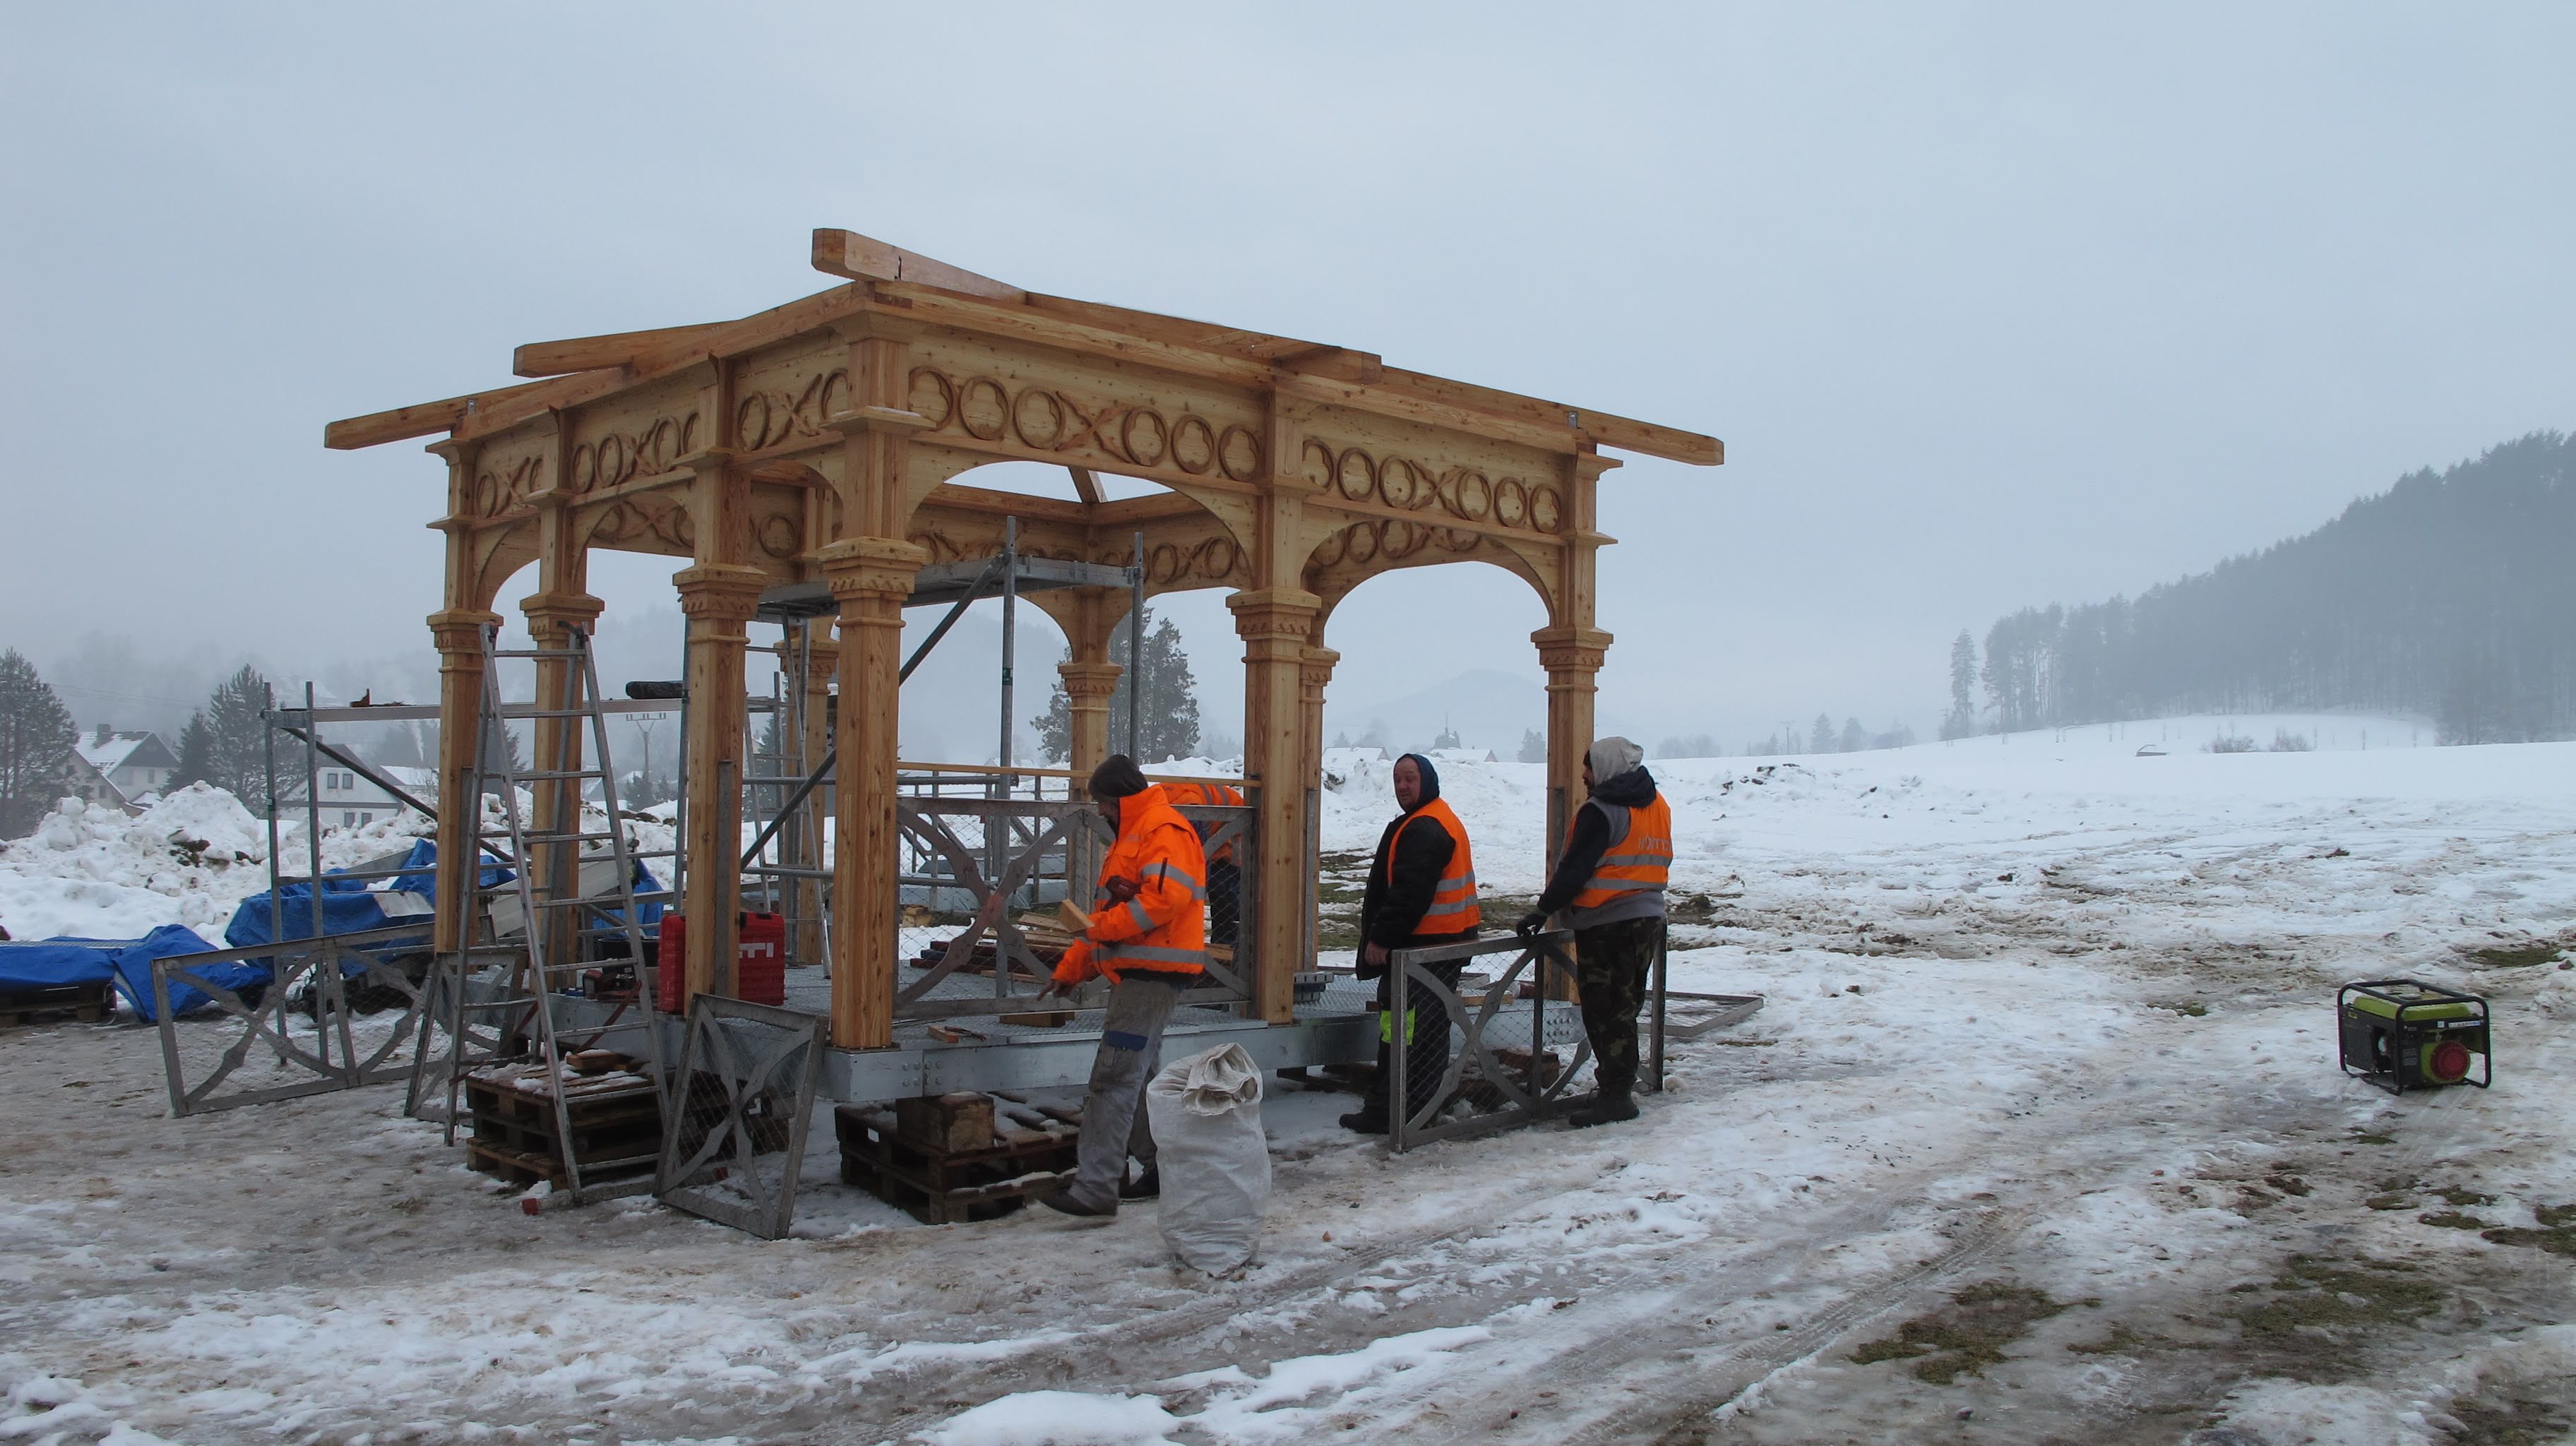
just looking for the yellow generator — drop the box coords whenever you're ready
[2337,980,2490,1094]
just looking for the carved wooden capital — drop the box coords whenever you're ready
[428,609,502,655]
[1532,625,1614,674]
[1299,644,1340,698]
[672,563,769,622]
[519,591,606,633]
[814,537,930,603]
[1225,587,1323,643]
[1058,661,1124,700]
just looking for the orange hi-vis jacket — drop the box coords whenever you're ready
[1402,795,1481,935]
[1159,780,1246,864]
[1051,784,1210,986]
[1566,790,1674,914]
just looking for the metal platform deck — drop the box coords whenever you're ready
[527,967,1589,1105]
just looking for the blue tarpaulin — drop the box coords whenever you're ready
[0,937,127,991]
[105,925,232,1021]
[222,879,431,978]
[388,837,513,900]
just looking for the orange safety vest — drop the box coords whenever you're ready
[1394,796,1481,936]
[1052,784,1210,986]
[1161,780,1246,864]
[1566,790,1673,914]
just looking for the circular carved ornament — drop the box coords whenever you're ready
[1310,529,1347,567]
[1449,469,1491,520]
[1122,409,1169,468]
[1336,448,1374,501]
[958,377,1009,440]
[1219,426,1262,482]
[1530,484,1563,532]
[1344,522,1378,563]
[1382,518,1419,558]
[1149,541,1183,584]
[1301,440,1336,489]
[1014,390,1064,449]
[908,369,956,429]
[757,513,801,559]
[1378,458,1419,509]
[474,473,502,515]
[1195,535,1240,580]
[1171,415,1216,474]
[1494,477,1528,529]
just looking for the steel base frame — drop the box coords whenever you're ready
[151,925,433,1118]
[657,996,830,1239]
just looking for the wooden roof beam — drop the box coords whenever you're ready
[811,227,1024,302]
[513,322,727,378]
[323,378,566,450]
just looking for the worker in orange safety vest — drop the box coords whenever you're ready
[1341,751,1480,1135]
[1159,779,1246,945]
[1039,754,1209,1217]
[1517,736,1672,1128]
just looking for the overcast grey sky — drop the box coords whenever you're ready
[4,4,2569,751]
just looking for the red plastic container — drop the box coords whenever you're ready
[654,912,788,1011]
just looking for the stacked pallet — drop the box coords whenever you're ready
[0,979,112,1029]
[837,1091,1080,1224]
[463,1053,662,1190]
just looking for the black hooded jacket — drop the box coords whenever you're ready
[1356,754,1465,969]
[1534,765,1660,917]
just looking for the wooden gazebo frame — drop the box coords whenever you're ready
[328,229,1721,1051]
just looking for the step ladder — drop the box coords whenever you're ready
[409,625,672,1206]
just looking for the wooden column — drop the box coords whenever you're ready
[792,626,838,967]
[1229,587,1320,1024]
[521,587,604,975]
[816,536,926,1048]
[1297,642,1338,972]
[427,607,498,955]
[672,563,767,1004]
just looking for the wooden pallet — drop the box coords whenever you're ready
[0,980,112,1029]
[835,1104,1079,1225]
[463,1062,662,1190]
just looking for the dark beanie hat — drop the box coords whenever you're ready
[1090,754,1149,799]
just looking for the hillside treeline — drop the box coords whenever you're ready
[1948,432,2575,744]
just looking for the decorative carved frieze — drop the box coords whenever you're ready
[904,365,1264,483]
[568,409,702,493]
[1298,438,1563,534]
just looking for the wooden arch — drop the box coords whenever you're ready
[331,229,1721,1048]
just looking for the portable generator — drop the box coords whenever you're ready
[2337,980,2491,1094]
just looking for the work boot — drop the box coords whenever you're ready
[1568,1092,1639,1128]
[1339,1110,1389,1135]
[1040,1188,1116,1219]
[1119,1166,1160,1201]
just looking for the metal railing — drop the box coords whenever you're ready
[1384,928,1667,1153]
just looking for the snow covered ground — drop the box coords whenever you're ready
[4,721,2575,1445]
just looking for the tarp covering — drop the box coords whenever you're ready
[0,937,127,992]
[222,879,431,976]
[388,837,513,901]
[107,925,229,1021]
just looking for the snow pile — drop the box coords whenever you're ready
[0,784,429,940]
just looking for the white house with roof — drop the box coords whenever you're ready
[73,729,180,806]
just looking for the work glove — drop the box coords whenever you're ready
[1515,910,1548,936]
[1104,876,1138,904]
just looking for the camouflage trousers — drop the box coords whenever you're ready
[1573,916,1664,1099]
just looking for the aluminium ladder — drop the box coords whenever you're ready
[414,625,672,1205]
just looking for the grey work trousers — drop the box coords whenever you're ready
[1071,973,1187,1209]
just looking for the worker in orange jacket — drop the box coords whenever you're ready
[1342,752,1479,1135]
[1159,779,1245,945]
[1039,754,1209,1217]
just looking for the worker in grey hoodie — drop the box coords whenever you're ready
[1517,736,1672,1127]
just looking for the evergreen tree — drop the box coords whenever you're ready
[1943,631,1979,739]
[1948,432,2576,742]
[0,650,77,837]
[1808,713,1835,753]
[1034,608,1203,763]
[1517,728,1546,763]
[1839,717,1868,753]
[172,666,272,800]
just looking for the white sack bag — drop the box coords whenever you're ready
[1144,1043,1271,1273]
